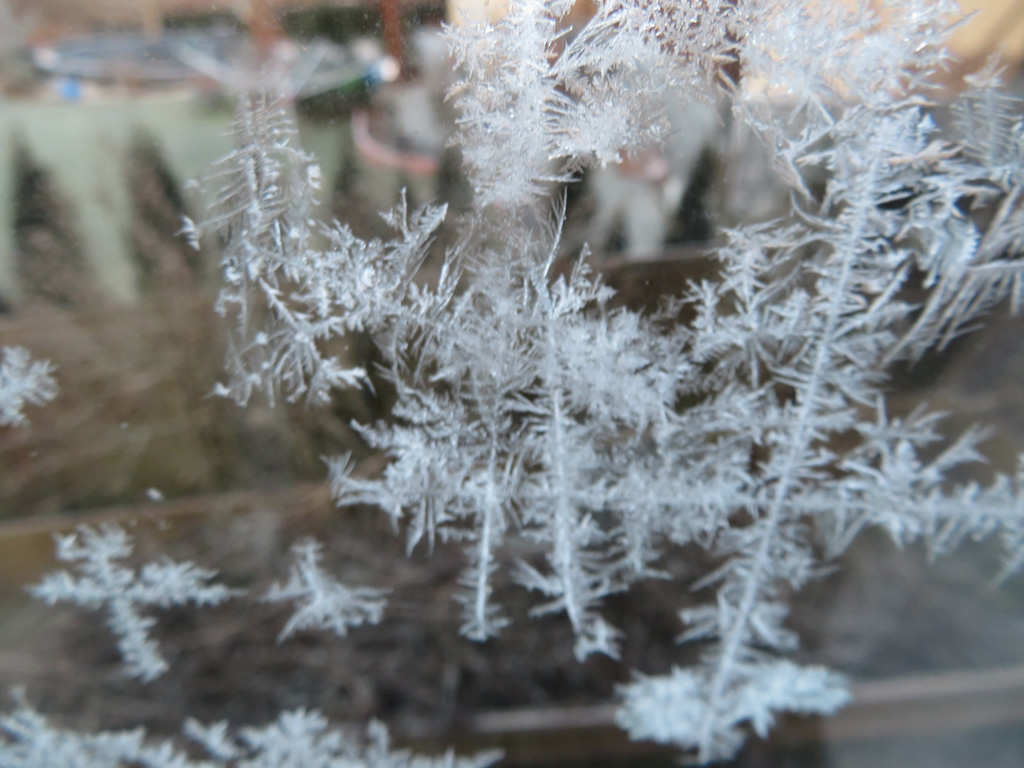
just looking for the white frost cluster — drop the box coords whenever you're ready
[12,0,1024,764]
[0,347,57,427]
[264,539,388,641]
[187,94,448,408]
[0,701,500,768]
[27,527,391,682]
[190,1,1024,761]
[616,663,850,761]
[28,525,238,681]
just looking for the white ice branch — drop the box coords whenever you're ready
[0,347,57,427]
[28,526,239,681]
[264,539,387,641]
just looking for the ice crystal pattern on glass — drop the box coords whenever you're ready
[0,700,500,768]
[8,0,1024,764]
[184,92,447,408]
[264,538,388,641]
[193,1,1024,761]
[0,347,57,427]
[27,526,391,682]
[28,525,238,681]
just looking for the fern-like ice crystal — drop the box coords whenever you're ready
[0,347,57,428]
[28,525,238,682]
[180,0,1024,762]
[264,539,388,641]
[0,699,500,768]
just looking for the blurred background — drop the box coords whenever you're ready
[0,1,1023,766]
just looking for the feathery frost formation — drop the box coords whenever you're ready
[0,347,57,427]
[187,0,1024,761]
[28,525,239,681]
[264,539,388,641]
[6,0,1024,763]
[445,2,1024,760]
[0,701,500,768]
[26,527,389,681]
[183,93,449,408]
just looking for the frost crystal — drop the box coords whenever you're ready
[190,94,447,408]
[0,347,57,427]
[28,525,239,681]
[264,539,387,641]
[0,700,500,768]
[161,0,1024,761]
